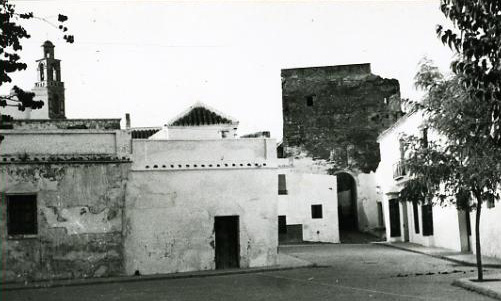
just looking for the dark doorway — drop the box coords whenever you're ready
[421,204,434,236]
[389,199,401,237]
[215,216,240,269]
[337,172,357,231]
[278,215,287,243]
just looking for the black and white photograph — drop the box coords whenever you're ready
[1,0,501,300]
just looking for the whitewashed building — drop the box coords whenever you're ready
[149,102,239,140]
[125,104,279,274]
[277,158,339,244]
[376,110,501,259]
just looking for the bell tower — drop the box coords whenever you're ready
[31,40,66,119]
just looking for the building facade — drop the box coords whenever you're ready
[125,104,278,274]
[0,119,130,282]
[0,43,280,283]
[376,110,501,259]
[277,158,339,244]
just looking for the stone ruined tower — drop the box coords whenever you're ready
[31,40,66,119]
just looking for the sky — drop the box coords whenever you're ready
[3,0,454,139]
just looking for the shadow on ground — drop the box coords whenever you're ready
[339,230,383,244]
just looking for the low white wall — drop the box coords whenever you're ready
[277,173,339,243]
[0,130,130,156]
[163,125,238,140]
[132,139,275,168]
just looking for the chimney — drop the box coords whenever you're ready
[125,113,131,129]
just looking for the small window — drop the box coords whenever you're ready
[422,204,434,236]
[306,95,316,107]
[221,130,229,139]
[277,144,284,158]
[39,63,45,81]
[278,174,287,195]
[278,215,287,234]
[311,204,323,219]
[7,194,37,236]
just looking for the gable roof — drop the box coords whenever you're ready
[167,102,238,127]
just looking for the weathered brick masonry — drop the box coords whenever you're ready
[282,63,401,173]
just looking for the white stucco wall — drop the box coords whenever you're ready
[132,139,275,168]
[277,172,339,243]
[471,204,501,259]
[355,172,381,233]
[405,202,462,251]
[0,130,131,157]
[278,155,381,235]
[125,138,278,275]
[377,111,467,252]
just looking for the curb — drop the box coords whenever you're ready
[374,242,501,268]
[1,264,316,292]
[452,278,501,300]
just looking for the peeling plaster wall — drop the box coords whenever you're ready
[10,119,121,130]
[0,163,130,283]
[125,169,278,275]
[277,172,339,243]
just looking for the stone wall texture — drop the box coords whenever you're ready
[10,119,121,130]
[0,162,130,283]
[281,63,401,173]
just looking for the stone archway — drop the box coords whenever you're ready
[336,172,358,231]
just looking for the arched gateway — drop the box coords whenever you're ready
[335,172,358,231]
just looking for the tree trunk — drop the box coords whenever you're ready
[475,197,483,281]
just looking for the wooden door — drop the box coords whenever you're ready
[389,199,401,237]
[215,216,240,269]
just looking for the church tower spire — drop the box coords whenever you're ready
[32,40,66,119]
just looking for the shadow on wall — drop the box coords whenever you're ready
[357,198,369,232]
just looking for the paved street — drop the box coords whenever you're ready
[3,243,497,301]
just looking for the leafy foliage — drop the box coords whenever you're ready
[402,60,501,206]
[437,0,501,143]
[400,60,501,281]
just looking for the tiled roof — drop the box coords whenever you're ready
[168,102,237,127]
[130,127,161,139]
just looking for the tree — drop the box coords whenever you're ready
[437,0,501,143]
[399,59,501,281]
[0,0,73,116]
